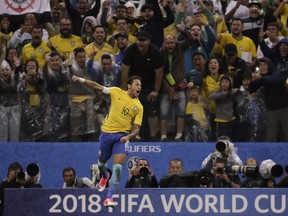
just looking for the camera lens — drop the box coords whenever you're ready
[26,163,40,177]
[216,141,226,152]
[16,171,25,180]
[139,167,149,177]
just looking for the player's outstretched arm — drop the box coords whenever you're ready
[72,75,104,92]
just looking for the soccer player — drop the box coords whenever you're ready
[72,75,143,207]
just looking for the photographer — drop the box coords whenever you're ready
[0,162,42,216]
[202,135,243,170]
[211,157,241,188]
[241,157,270,188]
[62,167,96,188]
[125,159,158,188]
[159,158,198,188]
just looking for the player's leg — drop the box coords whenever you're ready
[104,133,128,207]
[97,132,114,191]
[104,153,126,207]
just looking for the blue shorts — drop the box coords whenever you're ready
[98,132,128,161]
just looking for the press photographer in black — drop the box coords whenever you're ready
[125,158,159,188]
[0,162,42,216]
[241,158,268,188]
[211,157,241,188]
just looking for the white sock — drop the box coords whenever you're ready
[175,133,182,139]
[161,135,167,140]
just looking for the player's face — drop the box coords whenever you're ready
[128,79,142,98]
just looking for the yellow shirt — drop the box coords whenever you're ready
[202,74,223,113]
[50,34,83,57]
[101,87,143,134]
[220,34,257,60]
[84,42,114,63]
[186,101,209,129]
[107,34,137,53]
[22,41,51,68]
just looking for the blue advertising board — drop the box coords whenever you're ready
[0,142,287,188]
[3,188,288,216]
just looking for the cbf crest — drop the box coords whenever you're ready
[5,0,35,13]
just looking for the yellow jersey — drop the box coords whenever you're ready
[84,42,114,63]
[101,87,143,134]
[220,34,257,59]
[22,41,51,68]
[50,34,83,57]
[202,74,223,113]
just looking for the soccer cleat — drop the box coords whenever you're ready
[104,198,116,207]
[98,172,110,192]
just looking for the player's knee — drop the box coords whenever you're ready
[111,164,122,184]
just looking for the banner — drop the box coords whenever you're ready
[0,142,287,188]
[0,0,50,15]
[3,188,288,216]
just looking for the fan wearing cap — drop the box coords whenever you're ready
[259,35,288,74]
[239,0,282,48]
[220,43,251,88]
[114,32,130,66]
[217,18,256,67]
[249,57,288,142]
[138,0,164,48]
[121,30,164,141]
[0,60,21,141]
[107,18,137,53]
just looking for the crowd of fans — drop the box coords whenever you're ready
[0,0,287,142]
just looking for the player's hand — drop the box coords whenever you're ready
[120,135,130,143]
[72,75,80,82]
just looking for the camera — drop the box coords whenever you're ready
[198,169,213,187]
[225,165,258,177]
[217,167,225,174]
[215,140,234,154]
[16,171,26,180]
[259,159,283,179]
[138,167,150,178]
